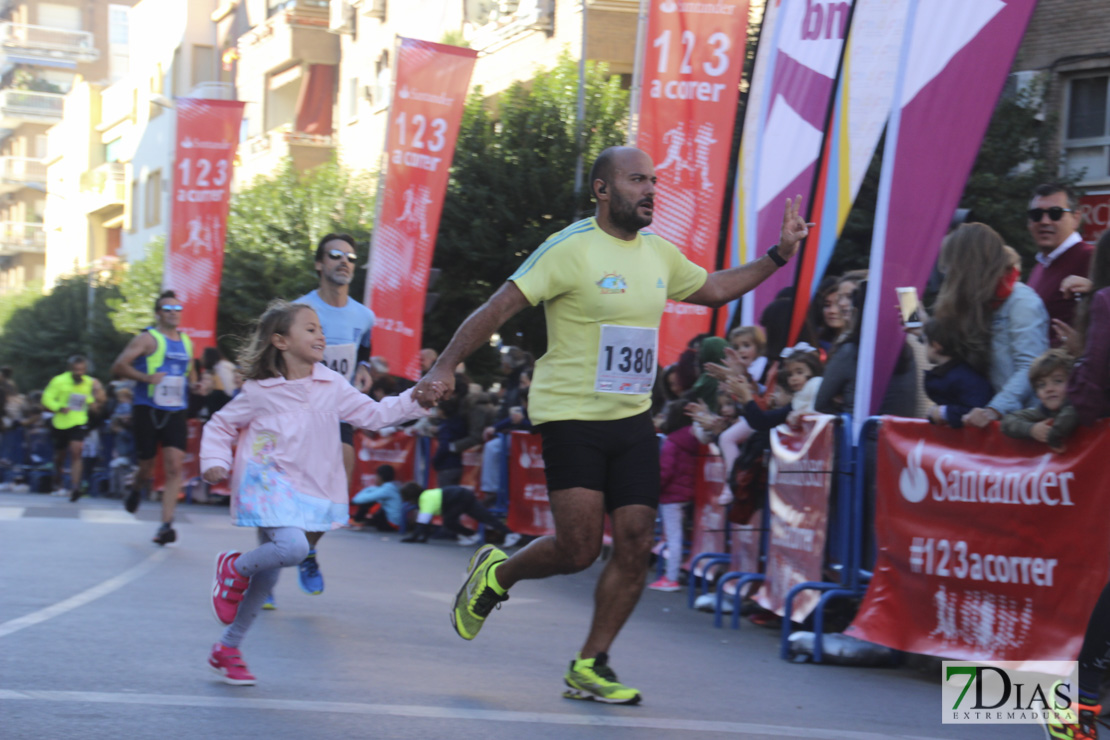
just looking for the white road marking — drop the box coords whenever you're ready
[80,510,142,524]
[411,590,540,605]
[0,549,168,638]
[0,506,25,519]
[0,689,955,739]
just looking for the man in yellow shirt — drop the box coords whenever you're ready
[42,355,106,501]
[416,146,811,704]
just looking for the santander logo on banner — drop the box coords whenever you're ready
[898,439,1076,507]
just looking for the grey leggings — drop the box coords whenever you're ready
[220,526,310,648]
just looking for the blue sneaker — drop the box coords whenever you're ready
[261,594,276,610]
[298,551,324,595]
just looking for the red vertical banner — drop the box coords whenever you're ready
[367,39,477,381]
[165,98,245,354]
[756,415,834,620]
[636,0,749,365]
[506,431,554,537]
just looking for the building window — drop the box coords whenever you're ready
[1064,74,1110,185]
[130,179,139,233]
[193,45,215,88]
[105,137,122,163]
[374,51,390,108]
[144,169,161,228]
[346,76,359,121]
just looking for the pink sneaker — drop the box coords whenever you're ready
[208,643,256,685]
[212,551,250,625]
[648,577,682,592]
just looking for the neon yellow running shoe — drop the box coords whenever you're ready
[451,545,508,640]
[563,652,642,705]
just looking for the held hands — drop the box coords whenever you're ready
[203,466,228,484]
[777,195,815,261]
[962,407,1000,428]
[411,366,452,409]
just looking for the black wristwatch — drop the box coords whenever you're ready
[766,244,788,267]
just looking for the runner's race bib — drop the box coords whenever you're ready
[66,392,88,412]
[323,344,357,383]
[154,375,186,407]
[595,325,658,395]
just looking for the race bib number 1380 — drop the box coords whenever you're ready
[595,325,657,395]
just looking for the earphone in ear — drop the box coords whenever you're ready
[598,183,607,194]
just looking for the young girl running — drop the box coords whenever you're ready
[200,300,438,685]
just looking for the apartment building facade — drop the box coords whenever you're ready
[1012,0,1110,239]
[0,0,133,295]
[329,0,639,176]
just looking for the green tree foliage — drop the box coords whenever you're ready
[426,53,629,378]
[0,274,129,391]
[0,280,43,334]
[218,158,375,351]
[108,237,165,335]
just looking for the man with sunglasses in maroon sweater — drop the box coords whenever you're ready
[1026,183,1093,346]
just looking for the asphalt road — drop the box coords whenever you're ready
[0,491,1045,740]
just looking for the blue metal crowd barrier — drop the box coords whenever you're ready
[778,415,873,663]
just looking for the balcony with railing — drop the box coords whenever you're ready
[0,22,98,68]
[0,221,45,256]
[0,156,46,192]
[0,89,64,129]
[99,80,135,129]
[186,81,237,100]
[80,162,126,214]
[238,123,333,183]
[237,0,337,74]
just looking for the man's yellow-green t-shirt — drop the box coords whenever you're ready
[509,218,707,425]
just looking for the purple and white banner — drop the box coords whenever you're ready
[727,0,850,327]
[787,0,911,344]
[853,0,1038,427]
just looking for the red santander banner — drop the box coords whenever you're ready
[350,430,417,496]
[506,431,554,536]
[756,416,834,621]
[367,39,477,380]
[846,418,1110,661]
[165,98,245,353]
[635,0,748,365]
[681,448,728,570]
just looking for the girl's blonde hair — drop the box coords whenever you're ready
[237,300,315,381]
[728,325,766,355]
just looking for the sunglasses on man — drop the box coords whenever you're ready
[159,304,184,312]
[1027,207,1075,222]
[327,249,358,263]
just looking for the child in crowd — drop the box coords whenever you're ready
[727,326,768,388]
[922,318,994,429]
[400,483,521,547]
[350,464,404,531]
[781,345,823,414]
[1000,349,1078,452]
[650,401,698,592]
[733,345,824,431]
[200,300,437,685]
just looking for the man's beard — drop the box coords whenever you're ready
[609,189,652,232]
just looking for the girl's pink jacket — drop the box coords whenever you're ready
[200,363,430,530]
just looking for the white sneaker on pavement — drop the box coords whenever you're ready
[457,533,482,546]
[503,533,521,548]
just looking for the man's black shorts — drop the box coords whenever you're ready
[133,405,188,461]
[50,424,87,450]
[534,411,660,512]
[340,422,354,446]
